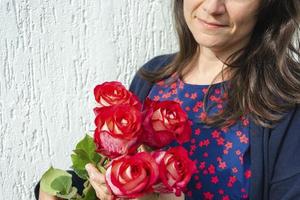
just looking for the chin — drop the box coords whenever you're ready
[195,37,224,49]
[193,32,224,46]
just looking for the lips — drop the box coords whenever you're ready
[197,18,228,27]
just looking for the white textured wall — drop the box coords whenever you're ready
[0,0,177,199]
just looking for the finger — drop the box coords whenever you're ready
[85,163,106,184]
[89,179,113,199]
[85,164,113,198]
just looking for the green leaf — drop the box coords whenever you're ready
[96,162,107,174]
[51,175,72,195]
[40,167,72,196]
[75,134,97,160]
[56,187,78,199]
[81,181,97,200]
[71,134,102,180]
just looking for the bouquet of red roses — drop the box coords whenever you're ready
[40,81,197,200]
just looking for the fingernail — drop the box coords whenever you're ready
[85,163,92,171]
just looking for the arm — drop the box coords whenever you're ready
[136,193,184,200]
[158,193,185,200]
[269,174,300,200]
[268,105,300,199]
[38,190,61,200]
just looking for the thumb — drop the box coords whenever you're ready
[85,163,105,183]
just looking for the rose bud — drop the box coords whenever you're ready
[141,98,192,149]
[93,81,141,114]
[105,152,159,199]
[94,104,142,158]
[152,146,197,196]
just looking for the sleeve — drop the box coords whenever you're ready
[269,174,300,200]
[268,105,300,200]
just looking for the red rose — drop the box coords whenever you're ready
[141,98,192,148]
[93,81,141,114]
[152,146,197,196]
[105,152,159,198]
[94,104,142,158]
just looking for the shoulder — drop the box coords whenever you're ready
[138,52,177,72]
[275,104,300,129]
[129,52,177,101]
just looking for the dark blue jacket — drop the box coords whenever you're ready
[35,53,300,200]
[129,53,300,200]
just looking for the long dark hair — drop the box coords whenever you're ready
[139,0,300,128]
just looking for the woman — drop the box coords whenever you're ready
[38,0,300,199]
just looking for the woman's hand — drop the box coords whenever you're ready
[85,162,185,200]
[85,163,114,200]
[157,193,185,200]
[136,193,184,200]
[38,189,61,200]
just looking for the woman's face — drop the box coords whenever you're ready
[183,0,261,52]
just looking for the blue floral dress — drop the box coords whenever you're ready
[147,75,251,200]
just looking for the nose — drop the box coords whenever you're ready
[202,0,226,15]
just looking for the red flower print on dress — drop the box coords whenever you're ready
[196,182,203,189]
[239,134,249,144]
[199,139,210,147]
[145,76,252,199]
[227,176,237,187]
[219,161,227,169]
[232,167,238,173]
[171,82,177,89]
[244,169,252,179]
[195,128,201,135]
[196,101,203,108]
[190,92,197,99]
[162,92,171,99]
[200,112,207,121]
[225,142,233,149]
[211,176,219,184]
[215,88,221,94]
[190,144,197,151]
[199,161,206,170]
[217,137,225,146]
[222,195,230,200]
[236,131,242,137]
[218,189,224,195]
[193,106,199,112]
[208,164,215,174]
[212,130,220,138]
[203,191,214,200]
[154,95,160,101]
[221,126,229,132]
[185,106,191,111]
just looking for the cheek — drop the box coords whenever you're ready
[183,0,200,24]
[228,6,258,36]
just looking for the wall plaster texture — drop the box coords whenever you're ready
[0,0,178,199]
